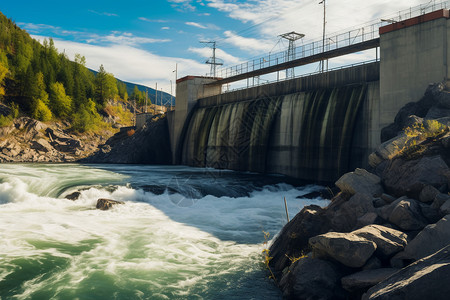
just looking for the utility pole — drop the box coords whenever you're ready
[145,89,148,113]
[319,0,327,72]
[279,32,305,78]
[170,80,173,111]
[200,41,223,78]
[155,83,158,108]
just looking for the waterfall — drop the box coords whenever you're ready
[181,84,367,182]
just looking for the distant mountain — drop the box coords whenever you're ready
[118,79,175,107]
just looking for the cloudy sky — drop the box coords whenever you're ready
[1,0,435,92]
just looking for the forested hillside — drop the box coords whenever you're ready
[0,12,143,132]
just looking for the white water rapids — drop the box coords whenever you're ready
[0,164,327,299]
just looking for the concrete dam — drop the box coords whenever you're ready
[167,8,450,183]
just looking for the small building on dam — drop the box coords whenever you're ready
[167,8,450,183]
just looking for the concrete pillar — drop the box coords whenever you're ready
[168,76,222,164]
[380,10,450,140]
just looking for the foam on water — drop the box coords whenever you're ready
[0,164,328,299]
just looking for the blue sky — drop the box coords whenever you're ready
[1,0,431,93]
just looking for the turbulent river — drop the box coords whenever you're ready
[0,164,326,299]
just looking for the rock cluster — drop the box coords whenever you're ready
[0,117,108,162]
[269,83,450,300]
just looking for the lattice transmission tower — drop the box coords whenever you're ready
[200,41,223,78]
[279,31,304,78]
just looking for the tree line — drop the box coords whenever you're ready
[0,12,149,131]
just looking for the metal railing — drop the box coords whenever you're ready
[215,0,449,81]
[221,59,379,94]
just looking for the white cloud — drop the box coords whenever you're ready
[88,10,118,17]
[96,32,171,46]
[32,35,209,92]
[168,0,196,11]
[222,30,273,54]
[186,21,207,29]
[161,27,171,30]
[185,22,220,30]
[139,17,169,23]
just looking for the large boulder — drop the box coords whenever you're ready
[341,268,399,293]
[401,214,450,261]
[309,232,377,268]
[335,169,383,197]
[269,205,331,275]
[279,256,348,300]
[353,225,408,258]
[388,198,428,231]
[330,193,376,232]
[363,245,450,300]
[382,155,450,199]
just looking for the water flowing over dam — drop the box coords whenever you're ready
[181,83,371,182]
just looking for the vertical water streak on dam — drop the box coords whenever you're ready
[181,84,367,182]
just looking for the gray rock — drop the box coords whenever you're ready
[363,245,450,300]
[373,198,387,208]
[335,168,383,197]
[341,268,399,292]
[309,232,376,268]
[380,193,396,204]
[388,199,427,231]
[431,192,450,210]
[279,256,347,300]
[331,193,376,232]
[31,138,54,153]
[362,257,382,270]
[353,225,408,258]
[96,198,125,210]
[356,212,380,228]
[382,156,450,199]
[440,200,450,215]
[419,202,441,224]
[269,205,331,275]
[377,196,407,220]
[401,215,450,261]
[419,185,440,203]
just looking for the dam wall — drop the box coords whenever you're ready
[178,64,380,183]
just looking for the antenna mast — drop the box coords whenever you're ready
[200,41,223,78]
[279,31,305,78]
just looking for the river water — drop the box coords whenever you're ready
[0,164,326,299]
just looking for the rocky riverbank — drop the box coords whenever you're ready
[269,83,450,299]
[0,117,113,162]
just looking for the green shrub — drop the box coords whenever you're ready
[32,99,52,121]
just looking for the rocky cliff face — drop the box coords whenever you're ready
[0,117,111,162]
[269,83,450,300]
[81,115,172,164]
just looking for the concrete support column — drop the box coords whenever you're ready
[168,76,222,164]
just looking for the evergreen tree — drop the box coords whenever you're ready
[49,82,71,118]
[94,64,118,105]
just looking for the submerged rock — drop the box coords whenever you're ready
[96,198,125,210]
